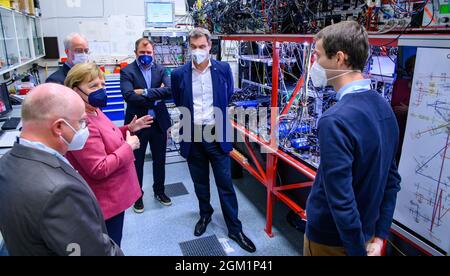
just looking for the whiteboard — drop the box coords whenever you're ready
[79,21,110,42]
[108,15,145,56]
[54,0,103,18]
[40,0,185,58]
[394,48,450,255]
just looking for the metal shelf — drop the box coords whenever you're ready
[0,7,45,76]
[241,79,272,90]
[0,6,41,18]
[221,33,450,47]
[0,55,44,76]
[239,55,297,66]
[221,34,315,43]
[232,121,317,180]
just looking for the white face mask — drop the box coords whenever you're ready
[191,49,209,64]
[72,53,90,65]
[310,61,360,88]
[60,119,89,151]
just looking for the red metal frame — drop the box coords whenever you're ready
[389,227,436,256]
[230,121,316,237]
[224,34,319,236]
[226,34,317,236]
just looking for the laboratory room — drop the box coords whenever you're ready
[0,0,449,259]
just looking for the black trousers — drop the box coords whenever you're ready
[105,212,125,247]
[187,141,243,235]
[134,124,167,197]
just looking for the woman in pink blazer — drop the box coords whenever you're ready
[64,63,153,246]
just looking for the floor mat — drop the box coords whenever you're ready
[179,235,226,256]
[165,182,189,198]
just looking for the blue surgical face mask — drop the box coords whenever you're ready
[79,87,108,108]
[138,55,153,67]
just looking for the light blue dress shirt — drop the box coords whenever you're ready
[336,79,372,101]
[19,138,73,167]
[137,59,153,92]
[137,59,159,118]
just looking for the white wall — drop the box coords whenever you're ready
[40,0,188,59]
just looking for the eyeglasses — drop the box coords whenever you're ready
[78,119,88,129]
[64,118,88,129]
[73,48,90,54]
[60,118,88,133]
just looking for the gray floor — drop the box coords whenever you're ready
[120,156,304,256]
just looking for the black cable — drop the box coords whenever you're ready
[422,0,435,28]
[377,0,435,47]
[377,21,412,47]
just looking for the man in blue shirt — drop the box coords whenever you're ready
[121,38,173,213]
[304,21,402,256]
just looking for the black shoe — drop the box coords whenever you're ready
[155,193,172,206]
[287,211,306,233]
[194,216,212,237]
[133,198,144,214]
[229,232,256,253]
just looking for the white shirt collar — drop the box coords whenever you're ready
[192,60,212,74]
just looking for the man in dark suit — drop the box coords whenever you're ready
[46,33,90,85]
[0,84,122,256]
[171,28,256,253]
[121,38,172,213]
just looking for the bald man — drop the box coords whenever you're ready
[0,84,123,256]
[46,33,90,85]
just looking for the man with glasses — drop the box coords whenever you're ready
[0,84,123,256]
[46,33,90,85]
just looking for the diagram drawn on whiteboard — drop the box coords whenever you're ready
[394,48,450,254]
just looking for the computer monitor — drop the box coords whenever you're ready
[145,1,175,28]
[369,56,397,78]
[0,83,12,119]
[44,37,61,59]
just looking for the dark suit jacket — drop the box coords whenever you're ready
[0,144,123,256]
[121,61,172,131]
[46,63,71,85]
[171,60,235,158]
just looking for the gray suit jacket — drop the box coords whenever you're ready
[0,143,123,256]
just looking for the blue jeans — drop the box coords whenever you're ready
[187,141,243,235]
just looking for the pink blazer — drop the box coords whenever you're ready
[66,110,142,220]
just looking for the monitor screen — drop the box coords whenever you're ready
[0,83,12,118]
[145,1,175,27]
[44,37,61,59]
[369,56,397,78]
